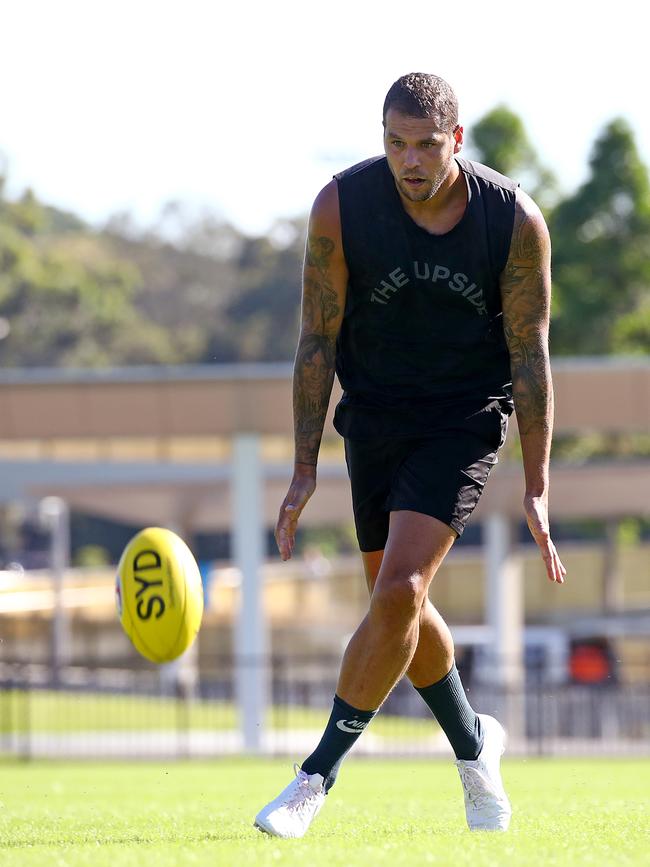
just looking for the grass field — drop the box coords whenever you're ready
[0,759,647,866]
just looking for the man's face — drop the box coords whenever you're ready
[383,108,463,203]
[303,348,327,394]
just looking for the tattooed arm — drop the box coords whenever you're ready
[275,180,348,560]
[500,189,566,584]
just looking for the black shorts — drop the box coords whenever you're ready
[344,405,508,551]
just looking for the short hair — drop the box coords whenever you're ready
[383,73,459,131]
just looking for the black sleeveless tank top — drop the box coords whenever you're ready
[332,155,518,438]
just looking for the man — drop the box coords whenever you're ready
[255,72,566,838]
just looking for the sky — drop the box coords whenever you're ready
[1,0,648,236]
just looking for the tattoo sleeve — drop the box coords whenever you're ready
[293,232,343,465]
[501,193,554,492]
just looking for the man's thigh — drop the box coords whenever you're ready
[371,511,456,594]
[361,549,383,593]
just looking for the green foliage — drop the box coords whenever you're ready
[551,432,650,461]
[0,186,183,367]
[617,517,644,546]
[73,545,112,567]
[471,110,650,357]
[294,523,359,558]
[550,119,650,355]
[469,105,558,210]
[202,220,304,363]
[100,211,305,366]
[612,301,650,354]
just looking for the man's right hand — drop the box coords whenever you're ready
[277,180,346,561]
[274,465,317,561]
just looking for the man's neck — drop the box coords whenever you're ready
[397,161,467,235]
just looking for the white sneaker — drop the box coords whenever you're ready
[254,764,326,838]
[456,714,512,831]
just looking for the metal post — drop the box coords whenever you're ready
[484,513,525,746]
[233,434,268,752]
[39,497,70,687]
[603,518,624,613]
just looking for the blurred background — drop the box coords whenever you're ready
[0,0,648,761]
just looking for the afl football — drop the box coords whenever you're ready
[115,527,203,663]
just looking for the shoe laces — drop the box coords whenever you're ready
[457,764,498,811]
[284,764,322,815]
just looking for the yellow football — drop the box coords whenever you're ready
[115,527,204,664]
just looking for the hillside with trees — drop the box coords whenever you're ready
[0,108,648,369]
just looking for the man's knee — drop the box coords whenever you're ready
[370,570,428,624]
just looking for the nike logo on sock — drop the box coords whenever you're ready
[335,719,368,733]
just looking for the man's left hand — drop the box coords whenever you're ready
[524,494,566,584]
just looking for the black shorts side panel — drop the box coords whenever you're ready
[344,438,394,552]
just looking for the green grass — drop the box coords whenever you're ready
[0,690,435,738]
[0,759,647,866]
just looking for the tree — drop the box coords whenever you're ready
[0,191,180,368]
[550,119,650,355]
[611,303,650,355]
[470,105,558,209]
[213,218,305,362]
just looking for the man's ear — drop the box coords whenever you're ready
[453,125,464,154]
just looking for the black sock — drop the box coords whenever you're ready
[415,663,483,760]
[301,695,377,791]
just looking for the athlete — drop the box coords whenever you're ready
[255,73,566,837]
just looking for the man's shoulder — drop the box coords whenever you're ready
[456,157,519,193]
[334,155,387,183]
